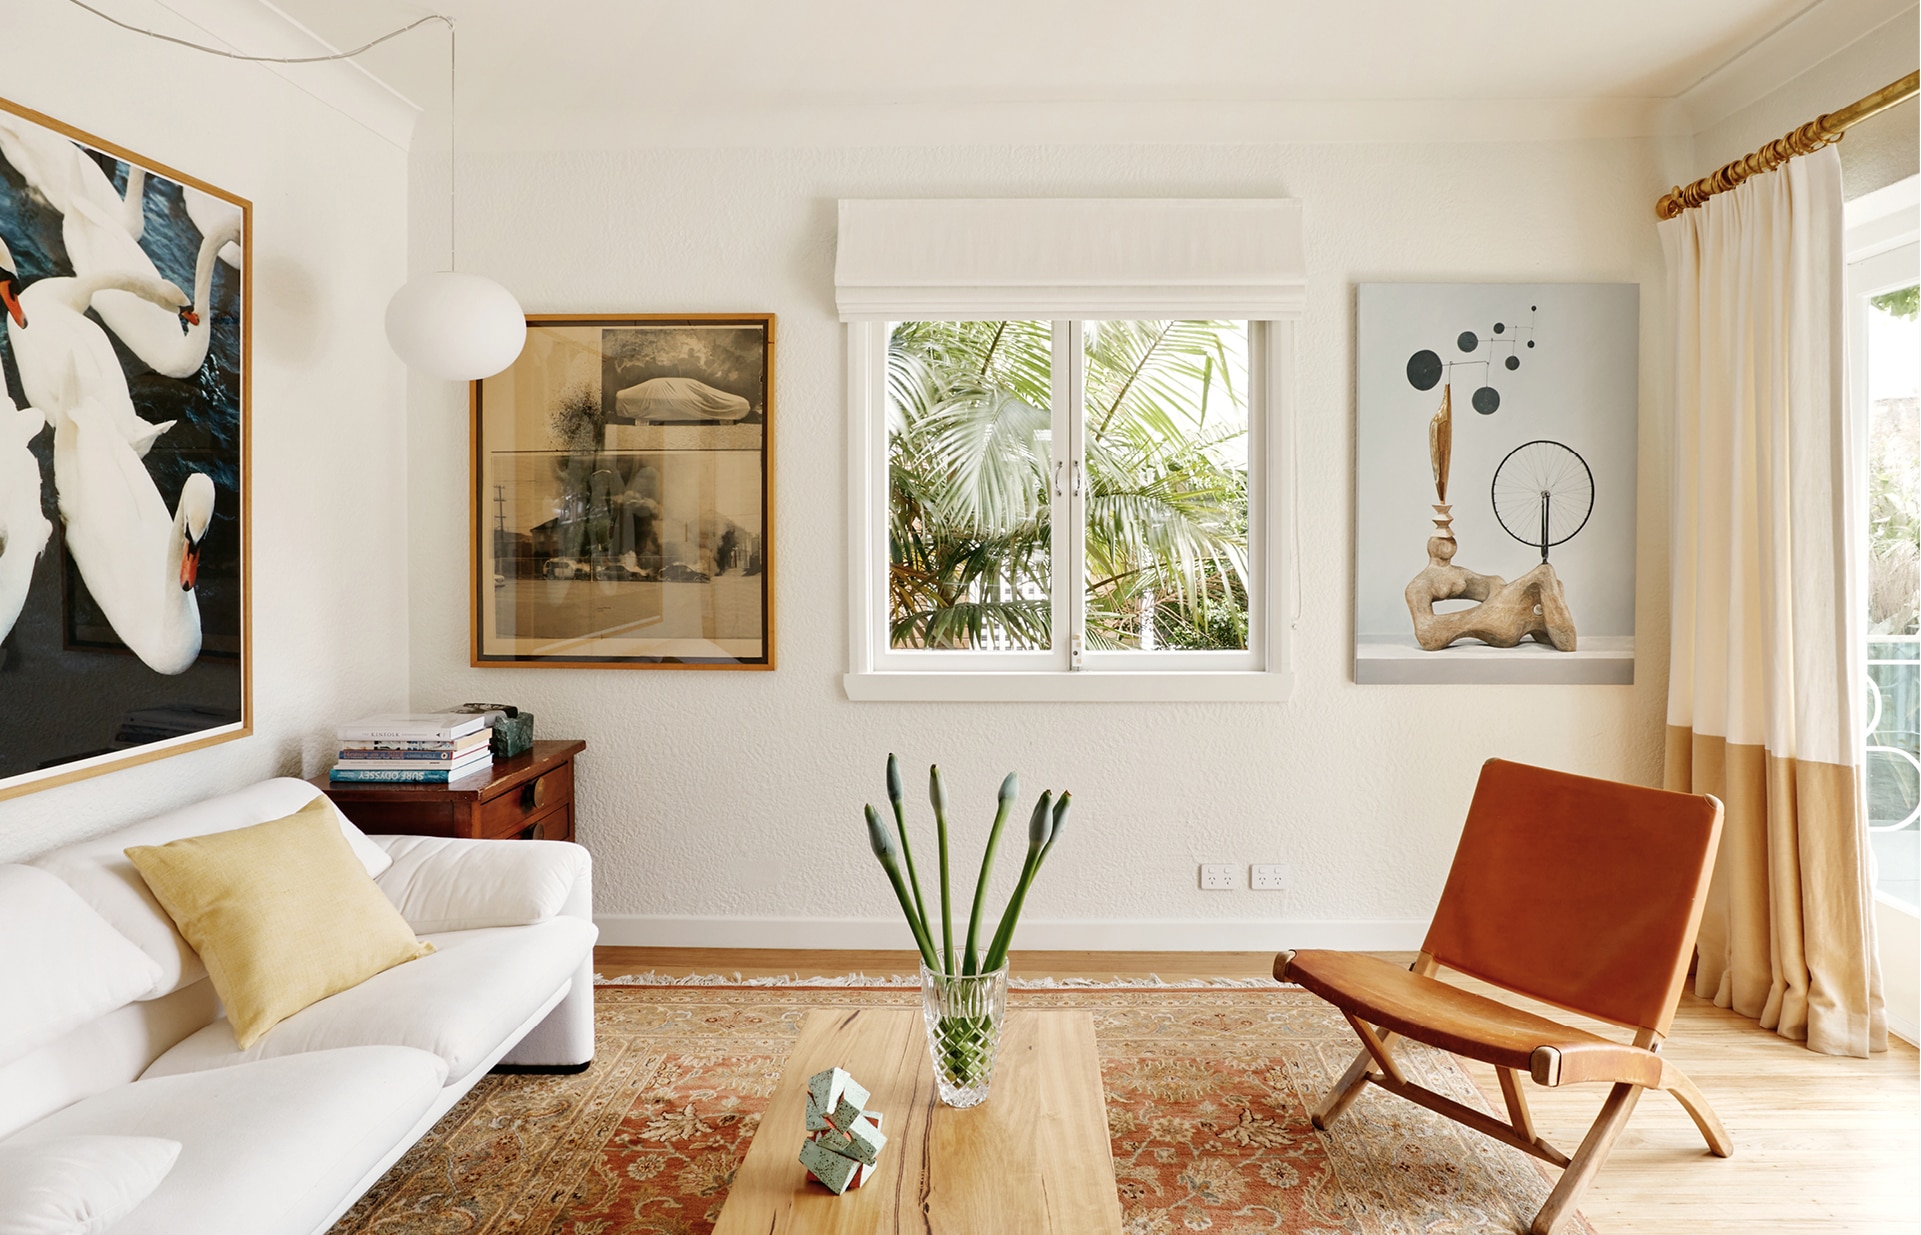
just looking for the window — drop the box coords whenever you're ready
[1850,236,1919,912]
[885,317,1257,655]
[837,198,1302,701]
[849,317,1288,700]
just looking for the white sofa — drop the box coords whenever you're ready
[0,777,598,1235]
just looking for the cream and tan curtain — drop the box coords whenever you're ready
[1661,144,1886,1058]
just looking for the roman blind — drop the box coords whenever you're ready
[834,198,1306,320]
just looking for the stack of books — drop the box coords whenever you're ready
[330,713,494,784]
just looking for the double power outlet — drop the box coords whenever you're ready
[1199,863,1292,891]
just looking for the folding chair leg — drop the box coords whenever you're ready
[1529,1082,1643,1235]
[1661,1065,1733,1158]
[1311,1046,1375,1129]
[1497,1067,1537,1142]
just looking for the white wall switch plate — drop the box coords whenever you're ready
[1199,863,1237,890]
[1250,863,1293,891]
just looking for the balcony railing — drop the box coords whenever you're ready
[1868,636,1919,910]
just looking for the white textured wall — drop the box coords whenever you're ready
[407,138,1675,946]
[0,0,412,861]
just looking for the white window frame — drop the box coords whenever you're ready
[1844,175,1920,1046]
[845,317,1295,702]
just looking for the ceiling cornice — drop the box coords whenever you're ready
[1678,0,1919,133]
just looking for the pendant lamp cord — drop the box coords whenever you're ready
[61,0,459,270]
[447,18,457,271]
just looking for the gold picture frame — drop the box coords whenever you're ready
[0,94,252,801]
[471,314,774,669]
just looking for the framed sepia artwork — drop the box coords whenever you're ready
[472,314,774,668]
[0,95,251,801]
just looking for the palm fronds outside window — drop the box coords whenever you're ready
[886,320,1251,652]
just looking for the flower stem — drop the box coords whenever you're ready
[962,773,1018,975]
[932,765,955,975]
[886,754,930,946]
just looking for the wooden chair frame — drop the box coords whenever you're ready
[1278,948,1731,1235]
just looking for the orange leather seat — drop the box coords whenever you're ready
[1282,950,1663,1089]
[1278,759,1730,1235]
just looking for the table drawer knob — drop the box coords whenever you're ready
[521,777,545,812]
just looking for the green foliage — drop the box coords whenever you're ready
[1871,285,1919,321]
[1867,284,1919,635]
[885,319,1250,650]
[1868,407,1919,635]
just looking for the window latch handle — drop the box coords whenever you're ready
[1053,459,1065,497]
[1070,459,1082,497]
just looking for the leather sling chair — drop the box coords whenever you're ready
[1277,759,1730,1235]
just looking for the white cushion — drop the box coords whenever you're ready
[1,1048,444,1235]
[0,983,218,1144]
[374,836,589,932]
[0,1136,179,1235]
[142,916,597,1088]
[27,780,389,999]
[0,868,162,1070]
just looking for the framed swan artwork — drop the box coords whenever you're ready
[0,95,250,801]
[472,314,774,668]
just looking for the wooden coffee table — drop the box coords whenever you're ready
[713,1007,1123,1234]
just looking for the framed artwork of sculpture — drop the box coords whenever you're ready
[0,95,250,801]
[471,314,774,669]
[1354,283,1637,685]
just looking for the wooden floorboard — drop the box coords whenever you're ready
[593,947,1921,1233]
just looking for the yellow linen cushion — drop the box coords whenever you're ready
[125,797,433,1048]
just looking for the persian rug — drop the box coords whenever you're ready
[331,985,1593,1235]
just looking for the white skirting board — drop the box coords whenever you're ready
[592,915,1429,953]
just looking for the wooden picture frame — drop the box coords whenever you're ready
[471,314,774,669]
[0,95,252,801]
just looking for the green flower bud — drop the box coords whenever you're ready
[1027,790,1054,850]
[865,804,895,859]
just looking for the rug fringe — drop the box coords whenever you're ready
[594,970,1289,989]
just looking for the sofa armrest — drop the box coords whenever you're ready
[372,836,591,934]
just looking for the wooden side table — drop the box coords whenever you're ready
[314,739,586,842]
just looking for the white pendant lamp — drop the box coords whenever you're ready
[384,19,525,380]
[386,270,525,381]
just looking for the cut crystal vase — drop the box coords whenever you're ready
[919,963,1009,1108]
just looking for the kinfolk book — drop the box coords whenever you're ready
[336,713,490,743]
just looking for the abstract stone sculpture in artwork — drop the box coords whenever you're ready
[1405,538,1577,651]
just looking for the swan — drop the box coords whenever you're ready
[1,235,185,456]
[0,390,50,645]
[51,374,213,675]
[184,187,242,271]
[65,196,243,378]
[0,115,144,239]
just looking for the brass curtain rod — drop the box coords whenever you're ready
[1656,70,1919,219]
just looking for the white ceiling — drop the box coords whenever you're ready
[176,0,1917,147]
